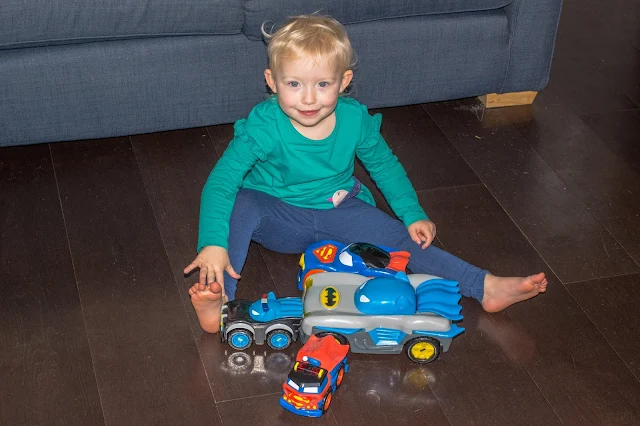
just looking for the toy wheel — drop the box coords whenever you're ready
[316,331,349,346]
[336,365,345,388]
[266,329,292,350]
[228,329,253,351]
[322,390,333,413]
[406,337,440,364]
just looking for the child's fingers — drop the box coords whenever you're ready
[199,268,208,287]
[183,261,197,274]
[421,237,432,249]
[214,267,225,290]
[420,229,434,249]
[226,264,241,279]
[408,228,421,245]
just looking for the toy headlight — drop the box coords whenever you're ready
[287,379,300,390]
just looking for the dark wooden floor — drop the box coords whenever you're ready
[2,2,640,425]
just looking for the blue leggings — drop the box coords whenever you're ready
[224,189,488,302]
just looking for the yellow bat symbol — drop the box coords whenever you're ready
[320,286,340,309]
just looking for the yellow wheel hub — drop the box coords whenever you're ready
[411,342,436,360]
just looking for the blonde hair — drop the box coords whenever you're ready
[262,15,355,74]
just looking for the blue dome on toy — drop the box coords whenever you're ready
[354,277,416,315]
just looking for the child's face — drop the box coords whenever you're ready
[265,57,353,136]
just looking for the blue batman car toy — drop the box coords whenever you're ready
[297,240,411,290]
[300,272,465,364]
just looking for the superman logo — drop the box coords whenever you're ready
[313,244,337,264]
[320,286,340,309]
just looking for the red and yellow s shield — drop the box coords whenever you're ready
[313,244,337,264]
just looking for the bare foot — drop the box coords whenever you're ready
[189,282,227,333]
[481,272,548,313]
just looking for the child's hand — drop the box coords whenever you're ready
[183,245,241,290]
[408,220,437,249]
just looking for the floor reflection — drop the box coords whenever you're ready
[219,349,294,377]
[477,313,537,364]
[346,360,440,410]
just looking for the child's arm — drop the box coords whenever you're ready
[356,113,435,247]
[185,119,269,287]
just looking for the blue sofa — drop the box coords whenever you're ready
[0,0,562,147]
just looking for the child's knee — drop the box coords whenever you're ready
[234,189,261,211]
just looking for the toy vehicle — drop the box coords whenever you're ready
[280,334,349,417]
[297,240,411,290]
[299,272,464,364]
[220,292,303,350]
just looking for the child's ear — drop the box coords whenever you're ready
[264,69,277,93]
[339,70,354,93]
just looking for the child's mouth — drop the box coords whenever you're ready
[299,109,319,117]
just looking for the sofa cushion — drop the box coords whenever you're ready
[0,0,244,49]
[243,0,512,40]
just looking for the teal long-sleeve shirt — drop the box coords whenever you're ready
[197,96,428,251]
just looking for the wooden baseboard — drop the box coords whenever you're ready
[478,91,537,108]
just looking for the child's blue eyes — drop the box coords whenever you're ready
[285,82,330,88]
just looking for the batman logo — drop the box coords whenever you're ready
[320,286,340,309]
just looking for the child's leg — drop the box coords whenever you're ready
[314,198,547,311]
[313,198,487,299]
[190,189,316,333]
[223,189,316,299]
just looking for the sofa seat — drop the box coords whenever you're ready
[243,0,512,39]
[0,0,244,49]
[0,0,563,146]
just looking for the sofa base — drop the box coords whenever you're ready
[478,91,538,108]
[1,11,510,146]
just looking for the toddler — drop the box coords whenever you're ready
[184,15,547,333]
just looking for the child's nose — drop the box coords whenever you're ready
[302,88,316,105]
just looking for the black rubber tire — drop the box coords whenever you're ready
[227,329,254,351]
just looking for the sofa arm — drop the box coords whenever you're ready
[500,0,563,93]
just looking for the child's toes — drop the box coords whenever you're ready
[189,283,202,295]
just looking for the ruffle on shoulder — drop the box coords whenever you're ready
[368,111,383,134]
[340,98,383,139]
[359,108,384,149]
[232,118,268,161]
